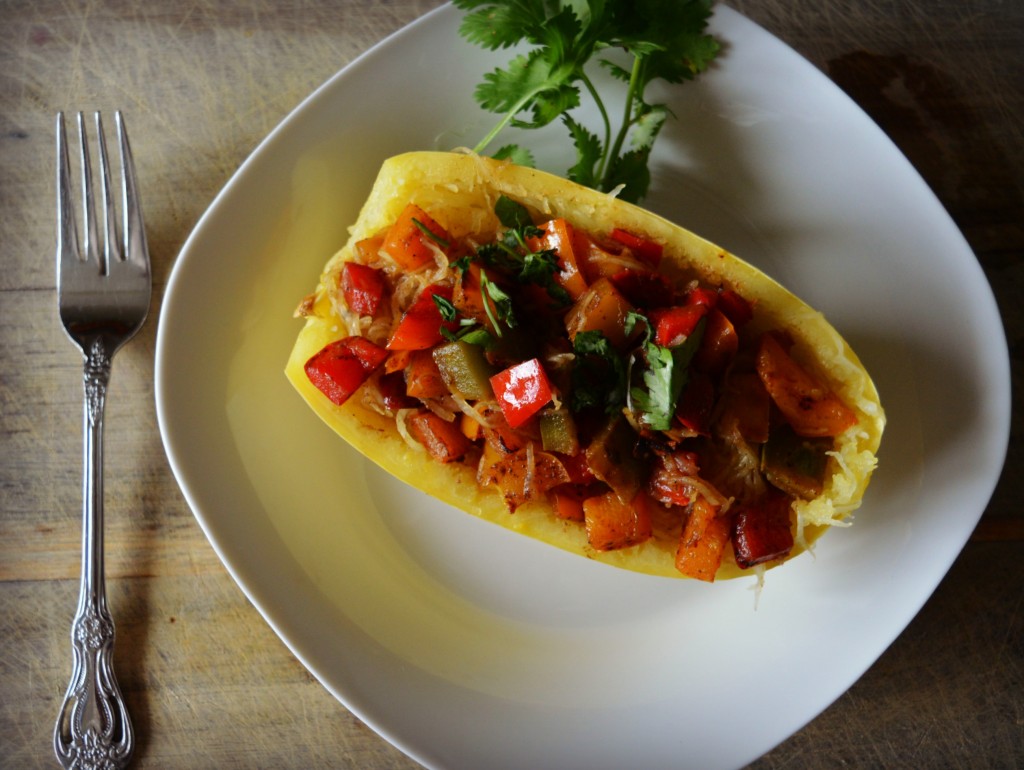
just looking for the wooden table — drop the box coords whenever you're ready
[2,1,1021,767]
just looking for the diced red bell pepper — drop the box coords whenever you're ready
[340,262,387,316]
[304,336,388,406]
[609,269,675,309]
[489,358,553,429]
[406,411,472,464]
[387,284,458,351]
[648,449,700,508]
[717,289,754,328]
[650,304,709,347]
[686,286,719,309]
[559,450,597,486]
[573,230,630,283]
[583,489,654,551]
[674,371,715,436]
[376,371,415,412]
[382,203,450,271]
[756,332,858,437]
[675,496,731,581]
[731,492,795,569]
[609,227,663,266]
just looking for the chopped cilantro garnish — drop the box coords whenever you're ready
[570,330,627,414]
[627,313,705,430]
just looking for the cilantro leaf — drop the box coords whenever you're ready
[495,195,535,230]
[571,330,627,413]
[563,114,602,188]
[491,144,536,167]
[628,315,706,430]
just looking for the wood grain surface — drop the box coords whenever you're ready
[1,1,1021,768]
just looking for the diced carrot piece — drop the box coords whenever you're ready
[675,496,730,582]
[382,203,450,271]
[404,350,449,400]
[609,227,663,266]
[573,230,628,283]
[564,277,635,350]
[694,309,738,376]
[479,446,571,511]
[384,349,413,374]
[453,260,488,326]
[583,489,653,551]
[354,234,385,262]
[460,412,484,441]
[407,411,471,464]
[756,332,858,437]
[528,218,588,300]
[552,485,587,522]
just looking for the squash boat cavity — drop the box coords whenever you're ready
[286,151,885,580]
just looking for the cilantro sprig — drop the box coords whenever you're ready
[453,0,720,202]
[625,310,705,430]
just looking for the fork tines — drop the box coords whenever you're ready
[56,111,148,275]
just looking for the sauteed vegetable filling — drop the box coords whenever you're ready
[300,196,858,581]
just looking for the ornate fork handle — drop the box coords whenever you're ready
[54,336,133,770]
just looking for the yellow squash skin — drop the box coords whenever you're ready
[285,151,885,580]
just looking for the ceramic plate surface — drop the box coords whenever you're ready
[155,4,1010,769]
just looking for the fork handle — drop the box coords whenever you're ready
[54,337,133,770]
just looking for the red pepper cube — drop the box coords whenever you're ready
[341,262,387,316]
[304,336,388,406]
[387,284,458,351]
[686,286,719,308]
[650,304,708,347]
[717,288,754,328]
[609,227,663,266]
[608,268,675,309]
[731,493,795,569]
[489,358,553,429]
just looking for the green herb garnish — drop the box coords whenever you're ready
[413,217,451,249]
[453,0,720,202]
[570,330,627,414]
[627,311,705,430]
[478,196,572,306]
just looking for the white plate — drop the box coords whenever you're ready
[155,4,1010,769]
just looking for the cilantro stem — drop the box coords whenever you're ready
[579,72,612,182]
[472,88,545,155]
[602,54,644,191]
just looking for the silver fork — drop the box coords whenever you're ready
[53,111,150,770]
